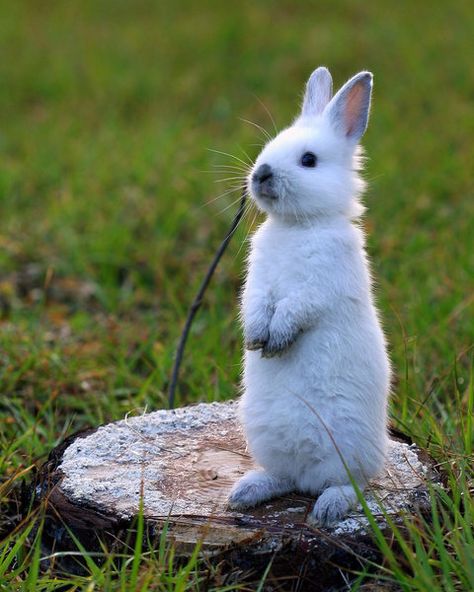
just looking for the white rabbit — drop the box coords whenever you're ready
[228,67,391,526]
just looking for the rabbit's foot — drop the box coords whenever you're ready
[228,470,293,510]
[308,485,358,527]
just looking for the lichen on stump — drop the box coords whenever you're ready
[35,401,441,588]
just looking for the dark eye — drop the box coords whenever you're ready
[301,152,317,168]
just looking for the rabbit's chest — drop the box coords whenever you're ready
[251,234,319,292]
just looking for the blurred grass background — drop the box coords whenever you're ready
[0,0,473,589]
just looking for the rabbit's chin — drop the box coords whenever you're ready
[250,181,306,219]
[251,193,280,215]
[250,192,360,223]
[251,194,319,220]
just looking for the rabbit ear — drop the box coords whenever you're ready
[300,67,333,118]
[324,71,373,142]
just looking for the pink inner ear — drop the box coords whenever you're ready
[344,82,365,137]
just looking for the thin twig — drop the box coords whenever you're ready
[167,187,248,408]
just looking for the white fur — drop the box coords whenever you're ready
[228,68,391,526]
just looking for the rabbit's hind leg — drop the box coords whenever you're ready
[308,484,359,526]
[228,469,294,510]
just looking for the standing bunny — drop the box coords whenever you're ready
[228,67,391,526]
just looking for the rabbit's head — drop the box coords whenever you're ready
[249,67,372,221]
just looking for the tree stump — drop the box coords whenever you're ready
[35,401,441,589]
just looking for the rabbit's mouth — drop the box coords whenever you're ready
[256,185,278,201]
[250,163,279,203]
[252,186,279,211]
[250,180,282,215]
[250,182,279,204]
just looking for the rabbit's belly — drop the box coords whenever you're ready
[240,393,326,480]
[240,379,386,488]
[241,350,342,470]
[240,323,389,483]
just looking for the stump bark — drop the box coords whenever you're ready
[35,401,440,589]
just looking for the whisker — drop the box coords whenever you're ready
[234,201,260,261]
[201,167,246,175]
[292,203,300,225]
[203,186,244,207]
[239,117,273,142]
[207,148,251,168]
[211,164,249,172]
[232,202,254,252]
[254,95,278,135]
[213,176,247,184]
[239,146,254,167]
[220,196,251,250]
[218,193,249,215]
[212,169,249,176]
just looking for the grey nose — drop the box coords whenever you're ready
[252,164,273,184]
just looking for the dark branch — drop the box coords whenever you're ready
[168,188,247,408]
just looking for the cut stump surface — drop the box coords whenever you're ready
[37,401,441,587]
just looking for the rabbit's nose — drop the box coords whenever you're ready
[252,164,273,184]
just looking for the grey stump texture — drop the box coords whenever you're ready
[37,400,441,587]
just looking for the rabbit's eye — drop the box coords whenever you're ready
[301,152,317,168]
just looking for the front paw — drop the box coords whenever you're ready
[246,338,267,351]
[244,325,270,352]
[261,331,298,358]
[261,319,301,358]
[259,302,301,358]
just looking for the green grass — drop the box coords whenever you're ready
[0,0,473,589]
